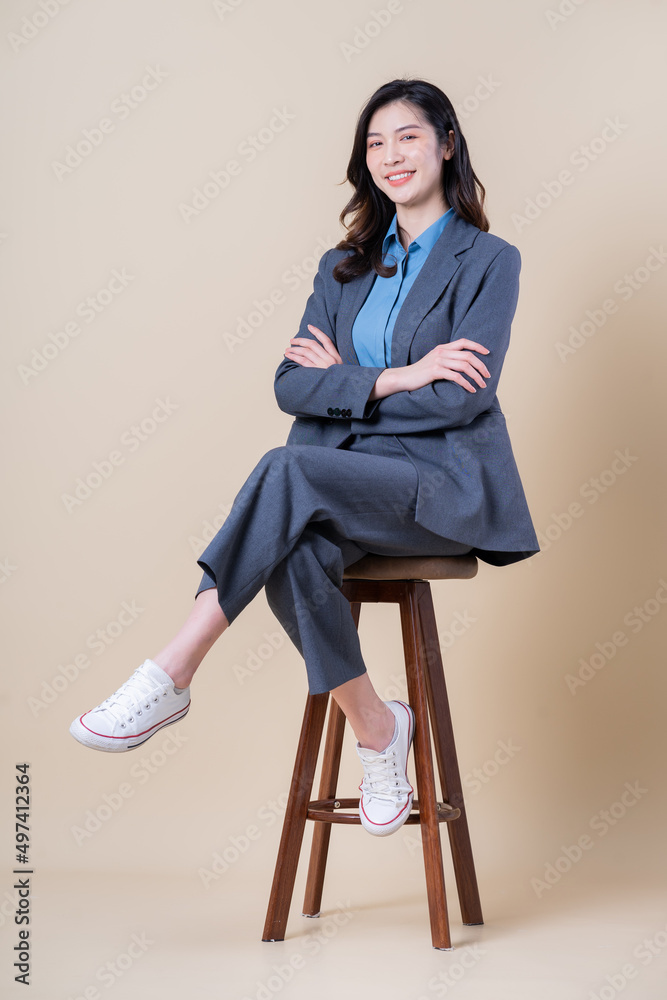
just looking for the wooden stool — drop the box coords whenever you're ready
[261,553,483,950]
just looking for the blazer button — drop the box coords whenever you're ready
[333,407,340,416]
[327,407,334,416]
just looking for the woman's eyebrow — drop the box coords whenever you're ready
[366,124,424,138]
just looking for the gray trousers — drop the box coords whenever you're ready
[194,433,472,694]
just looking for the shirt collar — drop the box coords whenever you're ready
[382,206,455,258]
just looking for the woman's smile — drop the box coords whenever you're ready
[386,169,416,186]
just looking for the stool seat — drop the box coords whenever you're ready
[343,553,478,581]
[262,554,483,950]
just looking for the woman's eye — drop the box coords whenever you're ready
[368,134,416,150]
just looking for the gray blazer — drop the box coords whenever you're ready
[273,210,539,565]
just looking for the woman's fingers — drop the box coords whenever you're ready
[284,345,323,367]
[287,338,328,361]
[440,357,488,387]
[444,341,491,378]
[449,338,490,355]
[440,370,481,392]
[285,326,342,369]
[437,347,490,380]
[306,324,334,346]
[286,325,343,366]
[453,376,477,393]
[306,324,343,363]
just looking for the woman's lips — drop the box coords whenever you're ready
[386,170,415,186]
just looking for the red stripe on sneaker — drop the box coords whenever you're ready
[77,701,191,739]
[397,700,414,748]
[358,785,413,826]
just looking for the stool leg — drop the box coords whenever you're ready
[262,692,329,942]
[302,699,347,916]
[302,600,360,917]
[417,583,483,926]
[400,583,453,951]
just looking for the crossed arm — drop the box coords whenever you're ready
[274,243,521,434]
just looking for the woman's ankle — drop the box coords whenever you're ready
[355,704,395,752]
[150,592,229,689]
[151,654,197,690]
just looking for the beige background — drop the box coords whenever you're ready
[2,0,667,997]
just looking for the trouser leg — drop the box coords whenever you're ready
[192,441,471,692]
[263,525,369,694]
[192,443,422,623]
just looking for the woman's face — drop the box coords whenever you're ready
[365,100,454,210]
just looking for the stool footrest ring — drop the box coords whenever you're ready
[306,796,461,825]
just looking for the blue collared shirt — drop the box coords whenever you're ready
[351,207,454,368]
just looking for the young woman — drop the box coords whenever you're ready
[70,78,539,838]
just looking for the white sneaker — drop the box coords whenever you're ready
[69,659,190,752]
[356,700,415,836]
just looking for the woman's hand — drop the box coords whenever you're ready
[284,324,343,368]
[401,339,491,393]
[369,339,491,400]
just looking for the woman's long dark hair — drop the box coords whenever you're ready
[333,77,489,283]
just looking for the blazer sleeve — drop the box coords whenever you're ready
[273,248,386,420]
[350,243,522,435]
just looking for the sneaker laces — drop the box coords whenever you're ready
[358,747,411,804]
[96,668,171,725]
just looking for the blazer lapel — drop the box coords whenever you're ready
[337,271,375,365]
[336,211,479,369]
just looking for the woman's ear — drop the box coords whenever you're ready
[442,129,456,162]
